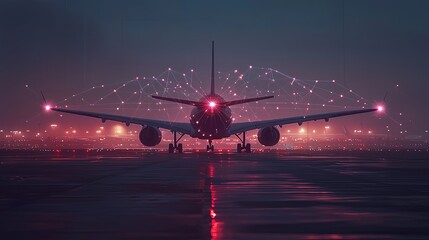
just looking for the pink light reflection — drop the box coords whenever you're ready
[209,162,223,240]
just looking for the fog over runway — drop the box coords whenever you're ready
[1,150,429,239]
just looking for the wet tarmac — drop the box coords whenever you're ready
[1,150,429,239]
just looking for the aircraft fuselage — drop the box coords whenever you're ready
[190,94,232,139]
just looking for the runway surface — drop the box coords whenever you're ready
[1,150,429,239]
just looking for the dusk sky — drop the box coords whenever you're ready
[1,0,428,136]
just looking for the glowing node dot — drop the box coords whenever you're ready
[44,105,51,111]
[377,106,384,112]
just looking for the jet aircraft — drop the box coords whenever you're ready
[47,42,379,153]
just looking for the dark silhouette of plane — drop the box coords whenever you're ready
[47,41,379,153]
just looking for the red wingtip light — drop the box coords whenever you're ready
[44,105,51,111]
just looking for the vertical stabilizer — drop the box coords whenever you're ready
[211,41,215,95]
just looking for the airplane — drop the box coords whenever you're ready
[45,41,380,153]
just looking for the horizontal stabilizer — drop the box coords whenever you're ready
[153,95,274,107]
[152,95,200,106]
[223,96,274,106]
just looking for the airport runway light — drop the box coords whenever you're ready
[114,125,125,135]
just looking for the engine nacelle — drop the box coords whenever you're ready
[257,126,280,146]
[139,126,162,146]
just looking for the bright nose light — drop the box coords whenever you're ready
[209,101,216,108]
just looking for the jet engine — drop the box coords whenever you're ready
[257,126,280,146]
[139,126,162,146]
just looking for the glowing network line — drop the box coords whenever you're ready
[36,67,409,134]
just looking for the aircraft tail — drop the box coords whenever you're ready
[211,41,215,95]
[343,126,351,137]
[152,41,274,107]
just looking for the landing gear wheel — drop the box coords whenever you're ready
[245,143,251,153]
[237,143,242,153]
[235,132,251,153]
[206,139,214,152]
[168,131,185,153]
[206,145,214,152]
[168,143,174,153]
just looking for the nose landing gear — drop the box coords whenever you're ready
[207,139,214,152]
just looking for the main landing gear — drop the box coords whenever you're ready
[235,131,251,153]
[206,139,214,152]
[168,131,184,153]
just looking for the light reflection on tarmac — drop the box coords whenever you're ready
[1,150,429,239]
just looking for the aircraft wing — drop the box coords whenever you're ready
[51,108,192,134]
[228,108,377,135]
